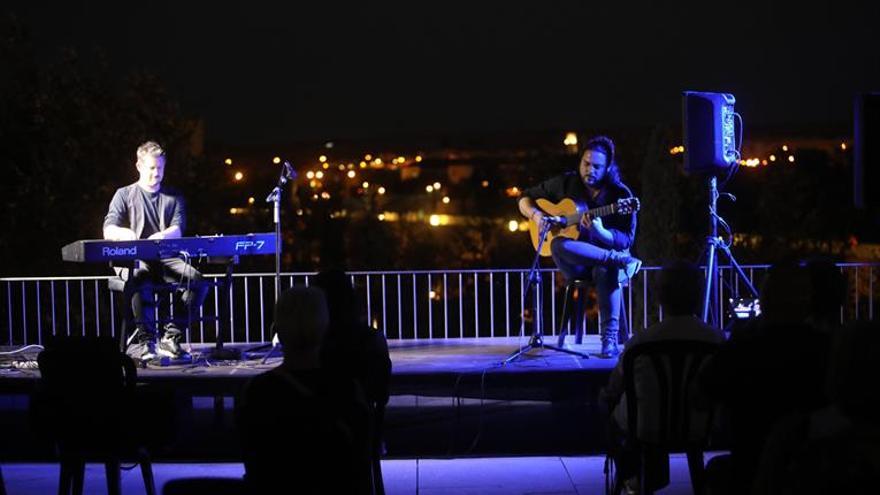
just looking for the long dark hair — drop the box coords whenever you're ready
[582,135,623,186]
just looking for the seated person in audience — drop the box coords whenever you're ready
[313,269,392,427]
[236,287,372,494]
[750,320,880,494]
[701,261,832,495]
[803,257,846,333]
[600,259,722,493]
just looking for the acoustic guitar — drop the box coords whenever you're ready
[528,197,640,256]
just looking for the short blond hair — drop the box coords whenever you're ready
[136,141,165,165]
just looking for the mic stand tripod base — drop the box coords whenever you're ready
[200,345,241,362]
[503,334,590,365]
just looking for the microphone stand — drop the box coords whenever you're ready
[503,217,590,364]
[246,162,295,357]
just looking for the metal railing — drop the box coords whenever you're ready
[2,264,876,346]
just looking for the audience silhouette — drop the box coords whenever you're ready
[313,268,392,495]
[601,259,722,493]
[236,287,372,494]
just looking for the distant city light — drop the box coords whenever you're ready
[788,155,795,163]
[234,171,244,181]
[229,207,240,215]
[365,154,373,161]
[426,185,434,193]
[482,180,489,188]
[669,145,685,155]
[563,132,578,146]
[309,180,318,188]
[433,182,441,190]
[373,158,383,166]
[338,164,346,171]
[442,196,450,204]
[306,171,315,179]
[841,142,847,150]
[315,171,324,179]
[508,220,519,232]
[397,156,405,163]
[312,194,319,200]
[762,160,768,165]
[321,192,331,199]
[272,157,281,164]
[769,155,777,162]
[505,186,521,197]
[781,145,789,152]
[347,170,356,179]
[429,290,437,299]
[362,181,370,188]
[323,163,330,169]
[378,214,386,221]
[360,161,367,168]
[378,187,386,195]
[296,209,303,216]
[415,155,423,162]
[324,141,334,149]
[248,197,255,204]
[429,214,441,227]
[224,158,233,165]
[319,155,327,163]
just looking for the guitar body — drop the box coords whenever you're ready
[527,196,641,257]
[529,198,585,257]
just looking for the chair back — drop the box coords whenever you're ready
[622,340,718,450]
[34,336,137,451]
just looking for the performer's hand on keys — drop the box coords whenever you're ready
[113,228,137,241]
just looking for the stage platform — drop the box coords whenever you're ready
[0,337,620,459]
[1,336,617,398]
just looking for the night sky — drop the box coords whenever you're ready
[7,0,880,145]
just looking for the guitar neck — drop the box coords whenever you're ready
[586,203,617,218]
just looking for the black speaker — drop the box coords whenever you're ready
[682,91,738,175]
[854,93,880,210]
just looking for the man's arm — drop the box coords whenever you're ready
[103,188,137,240]
[146,225,181,240]
[518,197,543,221]
[103,225,137,241]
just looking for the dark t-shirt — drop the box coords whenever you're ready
[521,171,637,251]
[103,183,186,239]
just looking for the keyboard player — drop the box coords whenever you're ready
[103,141,207,362]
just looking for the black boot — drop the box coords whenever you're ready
[605,251,642,280]
[600,335,620,358]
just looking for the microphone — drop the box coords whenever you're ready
[278,161,297,185]
[282,161,297,182]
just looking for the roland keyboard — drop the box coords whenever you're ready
[61,233,277,263]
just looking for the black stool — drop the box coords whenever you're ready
[556,277,630,347]
[108,277,215,352]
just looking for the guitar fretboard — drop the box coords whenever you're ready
[586,203,617,218]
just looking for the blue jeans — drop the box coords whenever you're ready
[550,237,624,341]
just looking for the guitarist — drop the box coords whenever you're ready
[518,136,640,357]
